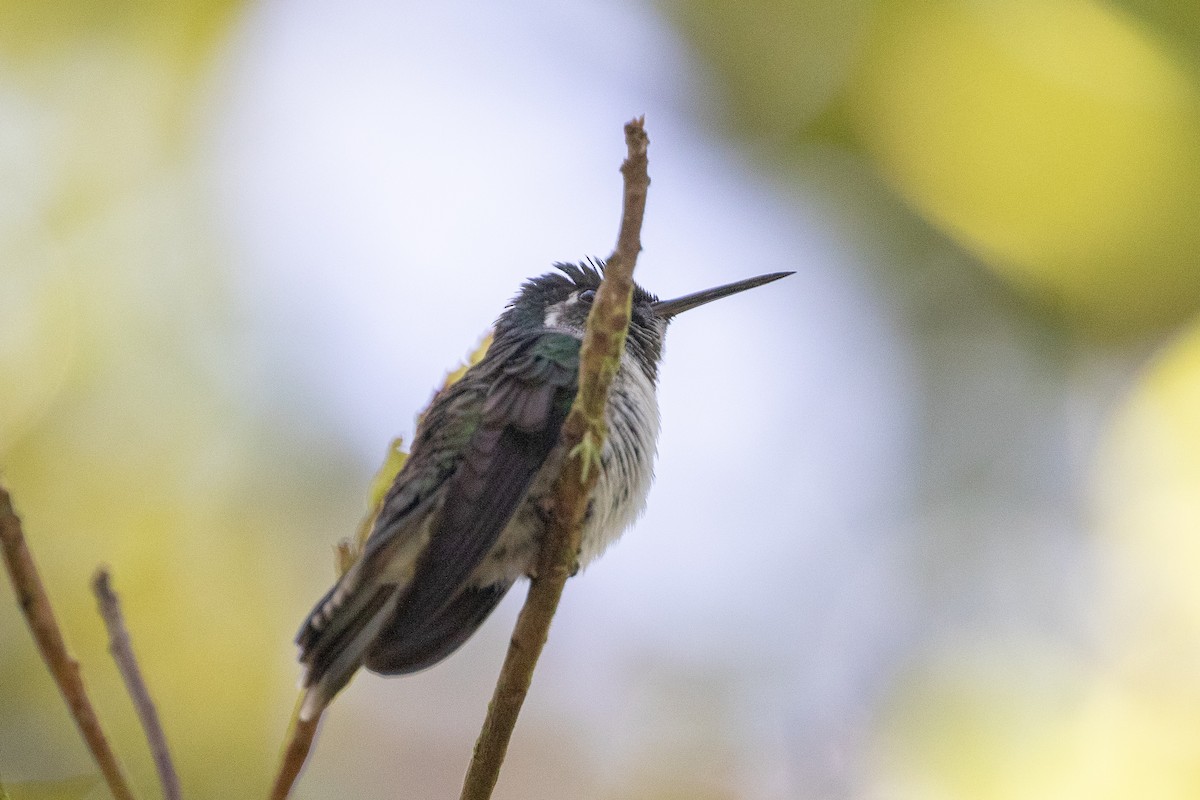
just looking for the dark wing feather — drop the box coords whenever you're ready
[294,374,486,717]
[297,584,393,683]
[364,582,513,675]
[364,332,580,668]
[293,332,579,714]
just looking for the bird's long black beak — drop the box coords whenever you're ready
[651,272,793,319]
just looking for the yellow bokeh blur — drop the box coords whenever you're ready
[870,657,1200,800]
[666,0,874,135]
[0,2,322,796]
[1094,316,1200,651]
[847,0,1200,334]
[871,306,1200,799]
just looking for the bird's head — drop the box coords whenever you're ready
[497,259,792,381]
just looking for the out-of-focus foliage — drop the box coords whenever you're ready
[0,775,99,800]
[665,0,875,136]
[846,0,1200,336]
[663,0,1200,797]
[340,436,408,577]
[365,437,410,517]
[867,309,1200,798]
[870,657,1200,800]
[671,0,1200,337]
[0,0,242,80]
[1096,319,1200,648]
[0,1,362,796]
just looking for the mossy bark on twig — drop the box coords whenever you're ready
[459,117,651,800]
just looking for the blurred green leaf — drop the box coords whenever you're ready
[843,0,1200,337]
[0,775,99,800]
[662,0,874,136]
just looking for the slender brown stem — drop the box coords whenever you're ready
[459,117,651,800]
[92,568,182,800]
[269,709,321,800]
[268,438,410,800]
[0,483,138,800]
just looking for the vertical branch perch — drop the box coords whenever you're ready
[459,117,651,800]
[93,569,182,800]
[0,484,138,800]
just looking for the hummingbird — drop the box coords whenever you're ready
[296,260,791,720]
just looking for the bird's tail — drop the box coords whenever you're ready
[295,568,399,721]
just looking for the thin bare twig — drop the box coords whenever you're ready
[269,707,320,800]
[459,117,651,800]
[92,568,182,800]
[0,483,138,800]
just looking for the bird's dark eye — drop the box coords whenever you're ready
[579,289,597,303]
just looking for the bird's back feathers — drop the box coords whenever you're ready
[296,332,581,719]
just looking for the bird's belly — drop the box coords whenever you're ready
[470,365,660,587]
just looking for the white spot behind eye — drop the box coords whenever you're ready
[543,291,579,328]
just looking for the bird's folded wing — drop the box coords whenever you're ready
[381,332,581,629]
